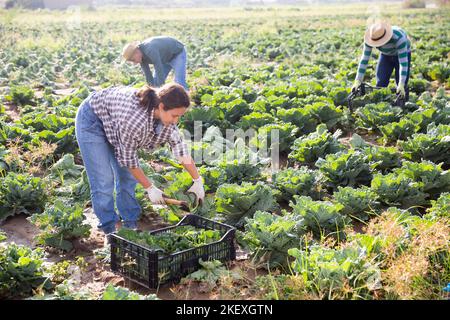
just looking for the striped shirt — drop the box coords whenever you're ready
[356,26,411,85]
[89,86,189,168]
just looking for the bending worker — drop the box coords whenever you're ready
[352,21,411,101]
[122,36,188,90]
[75,83,204,240]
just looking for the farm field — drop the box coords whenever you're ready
[0,2,449,301]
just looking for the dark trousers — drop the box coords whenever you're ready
[376,52,411,101]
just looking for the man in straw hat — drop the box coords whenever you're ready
[352,21,411,101]
[122,36,188,90]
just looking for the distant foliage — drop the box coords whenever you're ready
[402,0,426,8]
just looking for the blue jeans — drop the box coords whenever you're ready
[376,52,411,101]
[75,97,141,234]
[154,47,188,90]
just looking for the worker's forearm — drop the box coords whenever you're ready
[178,155,200,180]
[128,167,152,189]
[356,44,371,82]
[140,63,154,85]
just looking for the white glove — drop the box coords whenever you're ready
[397,83,406,98]
[146,185,165,204]
[188,176,205,204]
[351,79,362,93]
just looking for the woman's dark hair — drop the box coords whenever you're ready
[136,83,190,111]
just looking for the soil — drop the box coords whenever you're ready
[339,130,382,148]
[0,213,41,247]
[352,220,368,234]
[3,103,21,122]
[0,209,122,298]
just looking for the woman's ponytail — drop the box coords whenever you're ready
[136,85,160,111]
[136,83,190,112]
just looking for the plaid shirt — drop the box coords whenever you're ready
[89,86,188,168]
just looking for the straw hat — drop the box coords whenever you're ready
[364,22,393,47]
[122,41,140,61]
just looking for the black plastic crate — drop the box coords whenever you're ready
[110,214,236,289]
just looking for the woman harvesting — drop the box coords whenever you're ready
[75,83,204,241]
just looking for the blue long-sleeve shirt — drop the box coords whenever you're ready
[138,36,184,87]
